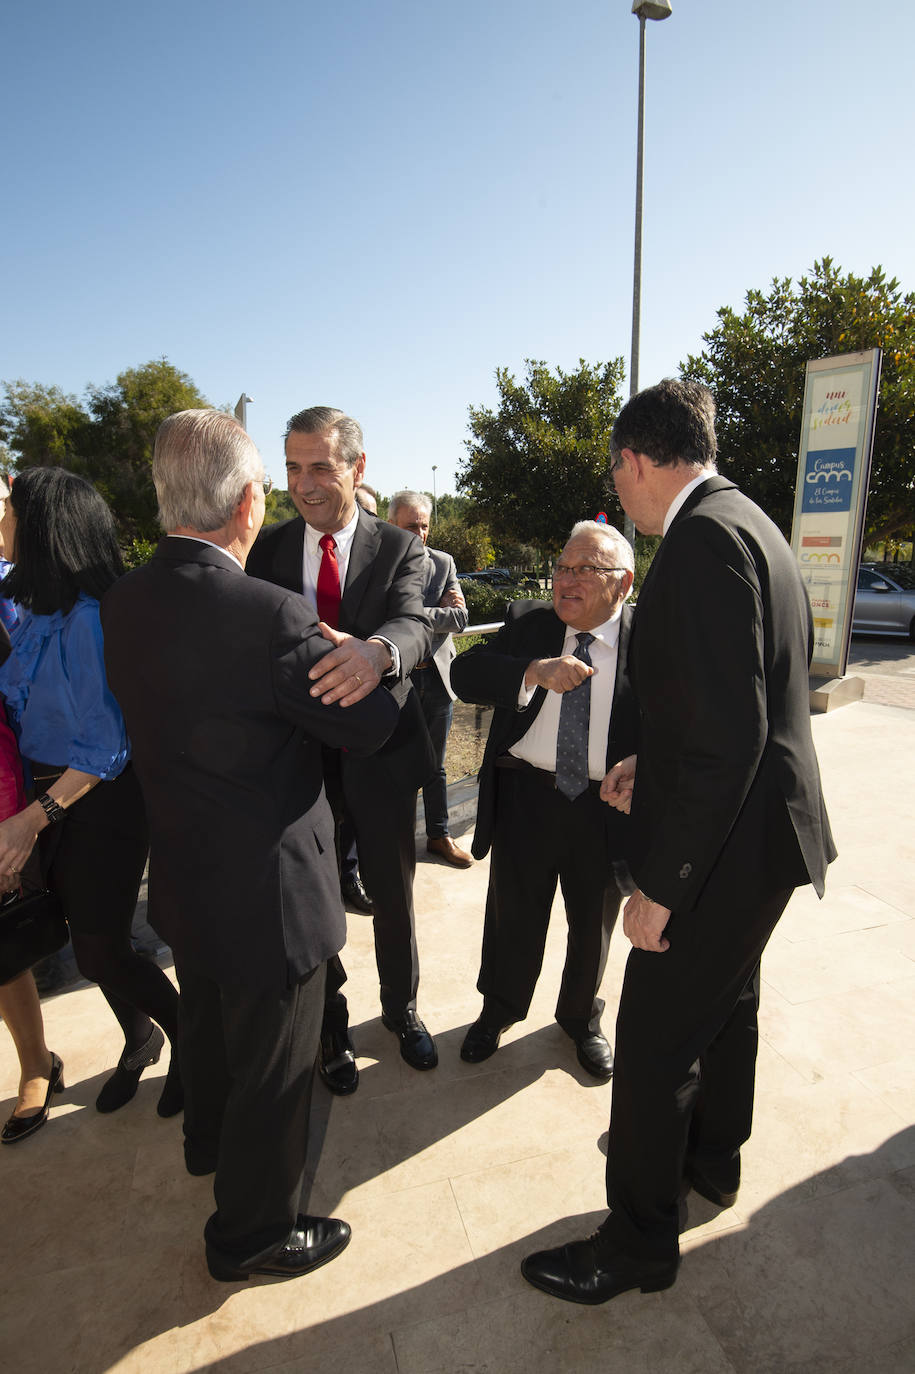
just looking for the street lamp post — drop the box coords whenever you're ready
[626,0,671,542]
[234,393,253,430]
[431,464,438,524]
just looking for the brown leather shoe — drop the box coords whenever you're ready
[426,836,473,868]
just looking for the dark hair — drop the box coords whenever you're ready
[609,378,718,470]
[284,406,364,467]
[1,468,125,614]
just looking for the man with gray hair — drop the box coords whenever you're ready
[102,409,398,1282]
[247,406,438,1093]
[389,489,471,868]
[451,520,637,1079]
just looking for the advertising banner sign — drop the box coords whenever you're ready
[789,349,881,679]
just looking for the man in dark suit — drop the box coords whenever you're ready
[388,490,472,868]
[246,407,437,1094]
[522,379,836,1306]
[452,521,637,1081]
[102,409,398,1282]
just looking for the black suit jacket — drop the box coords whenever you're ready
[247,512,435,789]
[451,600,637,860]
[627,476,836,913]
[101,538,399,989]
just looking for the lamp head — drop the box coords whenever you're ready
[632,1,672,18]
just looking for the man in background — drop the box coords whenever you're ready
[389,490,472,868]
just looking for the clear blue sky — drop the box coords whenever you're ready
[4,0,912,498]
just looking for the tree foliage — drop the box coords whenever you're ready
[0,359,210,543]
[429,513,494,572]
[681,259,915,542]
[458,358,626,555]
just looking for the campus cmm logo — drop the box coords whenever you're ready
[801,447,855,515]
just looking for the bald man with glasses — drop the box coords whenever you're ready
[451,521,637,1080]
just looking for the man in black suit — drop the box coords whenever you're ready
[102,409,398,1282]
[522,379,836,1306]
[246,407,437,1094]
[452,521,637,1081]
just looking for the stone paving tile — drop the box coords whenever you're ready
[1,699,913,1373]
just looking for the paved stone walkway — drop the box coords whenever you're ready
[1,700,913,1373]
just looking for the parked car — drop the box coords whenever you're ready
[458,569,540,591]
[853,563,915,641]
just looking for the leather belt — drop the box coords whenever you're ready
[495,753,603,797]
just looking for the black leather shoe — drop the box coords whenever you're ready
[460,1017,513,1063]
[96,1024,164,1113]
[686,1155,740,1208]
[319,1027,359,1095]
[207,1215,352,1282]
[521,1232,679,1306]
[1,1052,64,1145]
[381,1010,438,1070]
[185,1143,218,1177]
[574,1033,614,1082]
[340,876,373,914]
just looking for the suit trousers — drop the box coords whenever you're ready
[603,859,794,1261]
[479,767,622,1036]
[176,956,326,1266]
[321,746,420,1024]
[411,665,453,838]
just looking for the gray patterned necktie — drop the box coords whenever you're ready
[555,632,594,800]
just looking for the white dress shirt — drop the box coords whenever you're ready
[510,607,623,781]
[299,509,400,677]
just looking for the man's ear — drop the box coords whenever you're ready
[619,568,635,601]
[237,481,257,532]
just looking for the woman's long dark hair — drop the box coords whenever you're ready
[0,468,125,615]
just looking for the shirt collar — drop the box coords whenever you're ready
[563,603,623,650]
[304,506,360,556]
[662,471,716,535]
[167,534,243,570]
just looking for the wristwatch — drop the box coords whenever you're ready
[37,793,67,825]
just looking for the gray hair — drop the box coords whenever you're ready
[154,409,262,532]
[566,520,634,573]
[389,490,431,522]
[284,406,364,467]
[355,484,378,514]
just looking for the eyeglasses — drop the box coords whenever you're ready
[258,475,274,496]
[553,563,628,580]
[609,451,624,474]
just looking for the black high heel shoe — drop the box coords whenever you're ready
[1,1051,65,1144]
[96,1024,164,1113]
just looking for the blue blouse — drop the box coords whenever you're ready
[0,592,129,779]
[0,557,19,634]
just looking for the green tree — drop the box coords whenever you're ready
[458,358,627,556]
[431,513,494,572]
[0,359,210,543]
[264,489,297,525]
[681,259,915,543]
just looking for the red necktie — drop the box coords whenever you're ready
[316,534,341,628]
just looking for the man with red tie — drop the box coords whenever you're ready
[246,408,436,1096]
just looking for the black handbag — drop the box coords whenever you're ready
[0,888,68,985]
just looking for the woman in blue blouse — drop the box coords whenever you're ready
[0,469,180,1133]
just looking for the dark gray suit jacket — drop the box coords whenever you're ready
[246,510,435,790]
[101,538,399,989]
